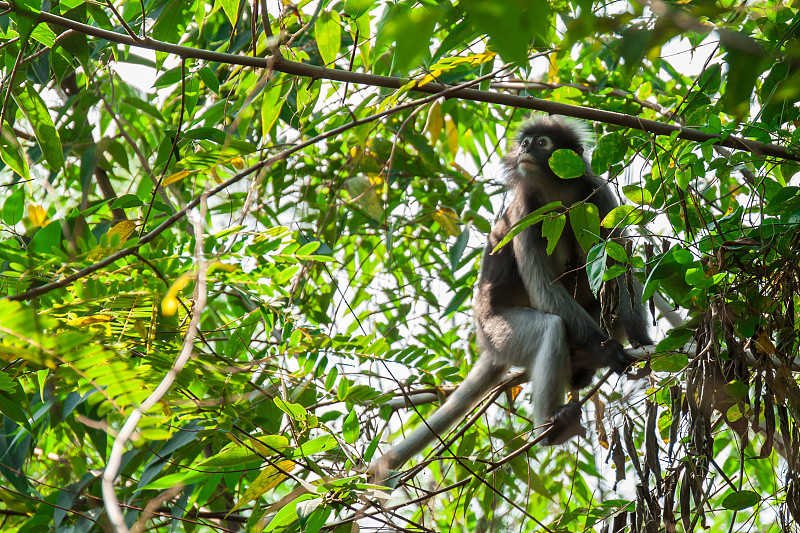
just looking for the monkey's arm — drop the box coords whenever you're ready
[513,234,632,372]
[513,236,603,342]
[368,357,506,483]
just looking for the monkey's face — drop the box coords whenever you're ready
[516,134,555,177]
[505,116,592,190]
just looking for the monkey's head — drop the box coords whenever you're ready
[504,115,594,186]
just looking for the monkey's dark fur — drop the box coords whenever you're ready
[370,116,652,481]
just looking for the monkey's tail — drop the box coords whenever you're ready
[368,357,507,483]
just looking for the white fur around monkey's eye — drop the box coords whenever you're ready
[537,136,552,150]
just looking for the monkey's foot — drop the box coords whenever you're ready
[543,401,586,445]
[592,339,635,375]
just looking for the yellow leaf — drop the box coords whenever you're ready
[28,204,48,226]
[432,206,460,237]
[231,460,295,513]
[230,156,244,169]
[417,68,442,87]
[162,170,191,187]
[470,51,496,65]
[349,145,363,160]
[208,261,237,274]
[67,314,113,326]
[444,118,459,155]
[424,101,443,143]
[108,221,137,243]
[161,297,178,317]
[161,271,195,316]
[548,54,558,83]
[210,167,225,184]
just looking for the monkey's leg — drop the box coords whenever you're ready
[478,308,574,442]
[369,356,507,483]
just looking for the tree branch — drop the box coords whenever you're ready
[5,2,798,162]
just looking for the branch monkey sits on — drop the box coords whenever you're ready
[370,115,652,481]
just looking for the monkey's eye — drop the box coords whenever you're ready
[520,138,531,149]
[536,136,553,150]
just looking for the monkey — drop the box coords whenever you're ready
[369,115,652,482]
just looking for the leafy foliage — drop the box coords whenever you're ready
[1,0,800,532]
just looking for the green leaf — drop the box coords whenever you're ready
[461,0,550,65]
[650,352,688,373]
[264,494,315,531]
[296,498,323,528]
[2,187,25,226]
[315,11,341,66]
[12,85,64,171]
[0,128,30,180]
[379,4,440,71]
[676,169,690,190]
[198,66,220,94]
[274,397,308,421]
[122,96,165,122]
[548,149,585,179]
[324,366,339,391]
[591,132,629,174]
[684,267,711,287]
[721,490,759,511]
[621,184,653,205]
[655,326,694,354]
[198,437,288,468]
[151,0,194,43]
[110,194,143,209]
[153,67,182,89]
[217,0,240,26]
[449,227,469,272]
[569,202,600,252]
[722,44,763,118]
[542,213,566,255]
[586,243,606,294]
[261,78,287,137]
[601,205,655,229]
[12,0,42,42]
[723,380,749,401]
[297,502,330,533]
[29,221,62,253]
[291,435,339,458]
[30,24,56,47]
[492,201,562,252]
[343,409,359,444]
[442,287,471,316]
[0,372,16,393]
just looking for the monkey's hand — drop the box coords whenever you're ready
[543,401,586,445]
[590,338,635,375]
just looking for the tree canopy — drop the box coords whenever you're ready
[1,0,800,531]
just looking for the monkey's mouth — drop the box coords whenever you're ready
[518,155,539,174]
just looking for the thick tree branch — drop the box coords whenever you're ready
[6,2,798,162]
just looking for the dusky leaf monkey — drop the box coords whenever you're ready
[370,115,652,481]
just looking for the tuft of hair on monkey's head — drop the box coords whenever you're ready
[503,114,595,186]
